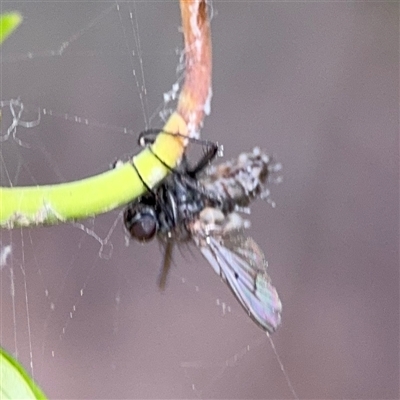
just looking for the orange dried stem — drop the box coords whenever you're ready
[178,0,212,132]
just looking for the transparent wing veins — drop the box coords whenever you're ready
[195,231,282,333]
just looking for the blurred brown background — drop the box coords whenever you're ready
[0,2,398,399]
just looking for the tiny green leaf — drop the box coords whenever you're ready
[0,12,22,45]
[0,348,47,399]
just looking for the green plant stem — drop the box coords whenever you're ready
[0,114,188,228]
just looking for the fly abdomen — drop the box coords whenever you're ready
[201,147,279,208]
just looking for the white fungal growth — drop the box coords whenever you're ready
[163,82,180,103]
[0,243,12,269]
[204,87,213,116]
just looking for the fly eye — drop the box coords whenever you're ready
[131,215,157,242]
[124,205,158,242]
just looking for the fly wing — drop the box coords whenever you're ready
[196,233,282,333]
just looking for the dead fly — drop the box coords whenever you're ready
[123,133,282,333]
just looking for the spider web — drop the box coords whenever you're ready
[0,3,298,399]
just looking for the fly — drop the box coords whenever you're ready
[123,135,282,333]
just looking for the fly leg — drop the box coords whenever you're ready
[158,240,174,290]
[138,128,221,176]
